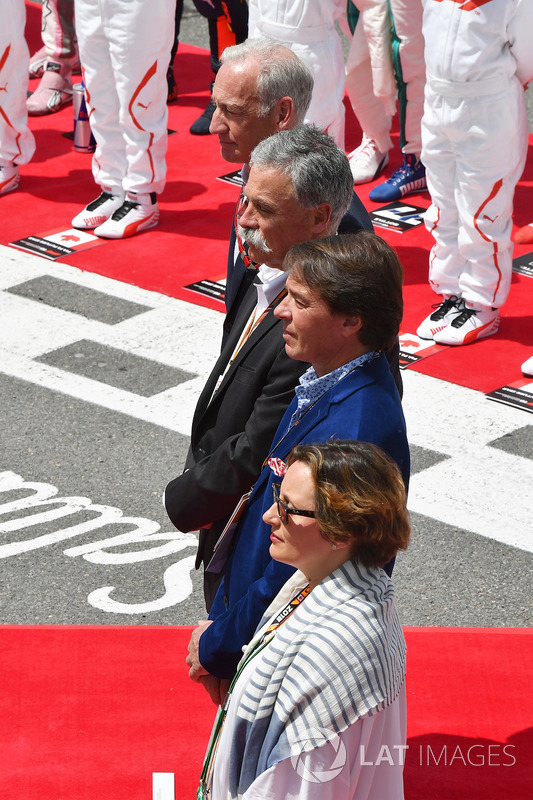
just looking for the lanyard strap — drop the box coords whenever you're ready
[259,584,311,637]
[197,584,310,798]
[213,288,287,396]
[237,287,286,350]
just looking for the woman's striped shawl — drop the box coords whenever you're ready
[227,559,406,798]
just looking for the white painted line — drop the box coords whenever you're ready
[1,244,532,558]
[402,369,529,450]
[403,370,533,553]
[152,772,175,800]
[0,347,199,435]
[0,291,106,359]
[408,447,533,553]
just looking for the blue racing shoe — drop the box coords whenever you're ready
[369,153,427,203]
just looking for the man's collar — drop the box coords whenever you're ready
[299,350,380,388]
[255,267,287,308]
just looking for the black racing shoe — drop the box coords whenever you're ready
[190,82,215,135]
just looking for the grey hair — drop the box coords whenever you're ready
[220,38,313,124]
[249,125,354,233]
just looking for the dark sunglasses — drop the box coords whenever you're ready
[272,482,316,525]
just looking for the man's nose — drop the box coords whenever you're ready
[209,105,225,135]
[274,295,290,318]
[239,201,257,228]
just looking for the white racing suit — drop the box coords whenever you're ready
[345,0,425,156]
[74,0,174,195]
[421,0,533,310]
[248,0,347,148]
[41,0,77,60]
[0,0,35,168]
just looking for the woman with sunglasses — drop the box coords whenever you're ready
[198,439,410,800]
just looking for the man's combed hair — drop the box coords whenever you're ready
[220,38,313,124]
[284,232,404,351]
[287,441,410,568]
[249,125,354,232]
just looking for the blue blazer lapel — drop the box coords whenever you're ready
[267,361,380,458]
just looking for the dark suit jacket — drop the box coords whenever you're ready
[199,352,409,678]
[164,282,309,595]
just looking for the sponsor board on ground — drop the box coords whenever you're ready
[486,378,533,413]
[512,250,533,278]
[10,227,102,260]
[184,278,226,303]
[399,333,447,368]
[216,170,244,186]
[370,202,427,233]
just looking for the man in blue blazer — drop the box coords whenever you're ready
[187,231,409,702]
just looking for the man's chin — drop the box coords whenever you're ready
[219,142,239,162]
[248,243,284,268]
[247,244,270,264]
[284,342,304,361]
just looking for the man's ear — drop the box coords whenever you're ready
[311,203,333,236]
[274,96,295,130]
[342,315,363,339]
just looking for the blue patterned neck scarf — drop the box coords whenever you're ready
[289,350,379,427]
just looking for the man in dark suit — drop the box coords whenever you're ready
[164,126,355,608]
[207,37,374,345]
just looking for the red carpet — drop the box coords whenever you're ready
[403,628,532,799]
[1,2,530,394]
[0,626,531,799]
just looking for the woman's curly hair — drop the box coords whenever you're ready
[286,440,410,568]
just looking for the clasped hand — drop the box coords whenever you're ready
[186,620,230,705]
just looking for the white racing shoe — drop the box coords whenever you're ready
[94,191,159,239]
[72,191,125,230]
[29,45,49,80]
[417,296,462,340]
[433,303,500,346]
[27,59,73,115]
[29,47,81,79]
[348,137,389,185]
[520,355,533,377]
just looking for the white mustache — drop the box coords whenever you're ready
[237,224,273,254]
